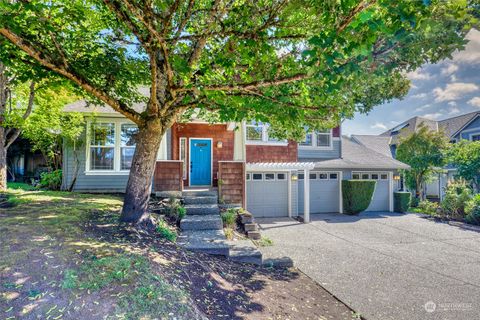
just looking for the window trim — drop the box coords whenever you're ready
[264,173,276,181]
[276,173,286,180]
[299,129,333,150]
[352,171,390,181]
[179,137,187,180]
[85,119,137,175]
[470,133,480,141]
[244,122,288,146]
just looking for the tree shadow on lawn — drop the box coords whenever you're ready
[83,213,301,319]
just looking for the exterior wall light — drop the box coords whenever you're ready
[217,141,223,148]
[291,173,298,181]
[393,174,401,181]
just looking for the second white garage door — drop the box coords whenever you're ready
[352,172,390,212]
[298,171,341,214]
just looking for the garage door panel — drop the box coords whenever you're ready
[367,180,389,211]
[247,176,288,218]
[298,173,340,214]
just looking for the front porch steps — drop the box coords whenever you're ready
[177,190,264,265]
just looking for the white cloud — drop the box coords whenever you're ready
[448,101,457,107]
[371,122,388,130]
[415,104,432,112]
[433,82,479,102]
[406,69,432,80]
[411,93,427,99]
[450,74,458,82]
[448,107,461,115]
[422,112,443,120]
[441,63,459,75]
[468,97,480,108]
[452,29,480,64]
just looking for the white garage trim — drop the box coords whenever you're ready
[389,172,393,212]
[304,168,310,223]
[339,171,343,213]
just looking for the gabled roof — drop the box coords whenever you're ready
[380,111,480,142]
[350,135,393,158]
[438,111,480,138]
[314,136,409,170]
[380,116,438,144]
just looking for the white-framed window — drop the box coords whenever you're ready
[361,173,370,179]
[86,120,138,174]
[352,173,360,180]
[318,173,328,180]
[329,173,338,180]
[245,122,287,145]
[309,173,317,180]
[252,173,263,180]
[471,134,480,141]
[371,173,379,180]
[120,124,139,170]
[298,173,304,180]
[179,137,187,180]
[265,173,275,181]
[300,129,333,149]
[381,174,388,180]
[277,173,286,180]
[352,172,390,181]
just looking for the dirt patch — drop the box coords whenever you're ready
[1,187,360,320]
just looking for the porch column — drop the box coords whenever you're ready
[304,168,310,223]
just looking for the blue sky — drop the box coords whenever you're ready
[343,29,480,136]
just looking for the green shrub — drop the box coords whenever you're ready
[418,200,439,216]
[221,208,237,228]
[166,197,186,223]
[156,219,177,242]
[410,196,419,208]
[394,192,411,213]
[38,169,62,190]
[465,194,480,225]
[441,180,472,218]
[341,180,376,215]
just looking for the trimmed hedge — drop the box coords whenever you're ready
[342,180,376,215]
[394,192,411,213]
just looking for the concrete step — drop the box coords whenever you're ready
[247,231,261,240]
[178,230,230,256]
[228,240,263,265]
[244,223,258,232]
[183,190,218,197]
[180,214,223,231]
[185,204,220,216]
[184,196,218,205]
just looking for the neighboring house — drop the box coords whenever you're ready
[354,111,480,200]
[62,100,408,220]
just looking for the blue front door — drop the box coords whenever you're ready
[190,139,212,185]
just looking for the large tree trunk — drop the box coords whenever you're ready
[120,118,166,226]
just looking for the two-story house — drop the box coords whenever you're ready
[62,100,408,220]
[353,111,480,201]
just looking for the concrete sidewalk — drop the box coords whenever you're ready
[257,212,480,320]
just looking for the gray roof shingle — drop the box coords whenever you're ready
[314,136,409,170]
[350,135,393,158]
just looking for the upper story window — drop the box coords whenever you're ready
[471,134,480,141]
[245,122,287,145]
[300,129,333,149]
[87,120,138,173]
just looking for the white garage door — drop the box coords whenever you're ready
[352,172,390,212]
[246,172,289,218]
[298,171,340,214]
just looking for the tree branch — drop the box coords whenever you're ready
[0,28,142,123]
[174,73,309,92]
[338,0,377,33]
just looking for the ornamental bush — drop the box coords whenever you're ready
[465,194,480,226]
[394,192,411,213]
[441,180,472,218]
[342,180,376,215]
[38,169,62,190]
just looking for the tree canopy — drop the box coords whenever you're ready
[396,124,450,199]
[1,0,477,223]
[448,140,480,192]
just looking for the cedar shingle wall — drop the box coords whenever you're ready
[171,123,234,186]
[246,140,297,163]
[218,161,245,206]
[154,161,183,191]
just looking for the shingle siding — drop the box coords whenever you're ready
[454,116,480,140]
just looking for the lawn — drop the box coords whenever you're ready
[1,184,359,320]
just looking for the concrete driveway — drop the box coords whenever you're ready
[257,212,480,320]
